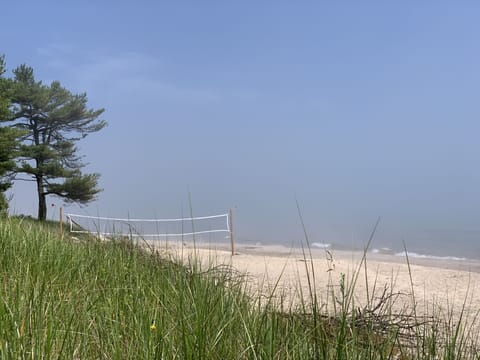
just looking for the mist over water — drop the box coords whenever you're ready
[232,212,480,261]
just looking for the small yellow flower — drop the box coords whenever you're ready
[150,323,156,331]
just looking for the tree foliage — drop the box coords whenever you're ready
[2,64,106,220]
[0,56,19,215]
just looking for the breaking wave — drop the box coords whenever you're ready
[311,242,331,249]
[394,251,467,261]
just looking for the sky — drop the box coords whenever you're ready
[1,1,480,257]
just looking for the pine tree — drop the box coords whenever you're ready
[3,64,106,220]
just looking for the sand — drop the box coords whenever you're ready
[147,240,480,324]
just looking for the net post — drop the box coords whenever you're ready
[229,208,235,256]
[59,207,63,239]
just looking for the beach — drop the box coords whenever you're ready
[150,240,480,325]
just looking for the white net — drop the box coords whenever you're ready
[66,212,231,242]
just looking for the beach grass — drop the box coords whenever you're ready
[0,217,478,359]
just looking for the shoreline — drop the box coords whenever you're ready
[149,238,480,273]
[240,244,480,274]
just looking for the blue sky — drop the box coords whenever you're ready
[2,2,480,256]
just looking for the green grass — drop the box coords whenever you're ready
[0,217,478,359]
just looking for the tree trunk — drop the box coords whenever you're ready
[36,176,47,221]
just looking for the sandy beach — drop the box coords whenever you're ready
[148,239,480,325]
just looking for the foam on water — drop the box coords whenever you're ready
[311,242,331,249]
[371,247,394,255]
[394,251,467,261]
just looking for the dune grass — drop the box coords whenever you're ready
[0,217,478,359]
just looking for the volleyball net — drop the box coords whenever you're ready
[65,211,233,244]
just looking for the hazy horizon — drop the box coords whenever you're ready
[2,2,480,259]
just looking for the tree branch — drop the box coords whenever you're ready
[13,177,36,182]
